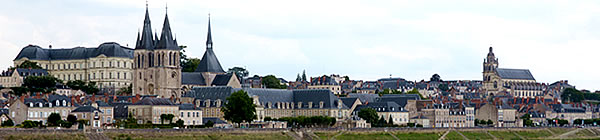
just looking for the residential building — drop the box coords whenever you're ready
[179,103,202,126]
[0,68,48,88]
[128,98,179,124]
[13,43,134,90]
[308,75,342,95]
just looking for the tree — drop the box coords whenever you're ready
[487,119,494,126]
[205,120,214,128]
[438,84,449,92]
[357,108,378,124]
[2,119,14,127]
[261,75,286,89]
[181,58,201,72]
[47,113,62,126]
[21,120,38,128]
[67,115,77,124]
[23,76,61,93]
[66,80,86,90]
[343,76,350,82]
[407,88,419,94]
[118,84,132,95]
[430,74,442,82]
[166,114,175,124]
[388,115,394,125]
[9,87,28,96]
[377,116,386,126]
[15,60,43,69]
[82,82,99,95]
[296,74,301,82]
[160,114,167,124]
[227,67,249,79]
[562,88,585,103]
[301,70,307,82]
[222,90,256,125]
[175,119,184,127]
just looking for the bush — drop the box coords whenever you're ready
[47,113,61,126]
[2,119,14,127]
[21,120,38,128]
[407,123,416,127]
[205,120,214,128]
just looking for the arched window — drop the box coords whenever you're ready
[168,53,172,66]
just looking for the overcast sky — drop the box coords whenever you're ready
[0,0,599,90]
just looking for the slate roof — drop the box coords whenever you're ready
[310,76,339,85]
[293,89,347,109]
[2,68,48,77]
[242,88,293,104]
[496,68,535,80]
[377,95,419,108]
[356,101,406,112]
[179,103,200,110]
[181,72,206,85]
[110,102,130,120]
[15,42,133,61]
[135,6,155,50]
[212,74,233,86]
[183,86,234,101]
[195,18,225,73]
[155,12,179,50]
[72,105,100,113]
[347,93,379,103]
[340,97,359,108]
[132,98,175,106]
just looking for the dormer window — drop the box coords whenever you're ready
[319,101,324,108]
[29,103,33,107]
[63,100,66,106]
[38,103,43,107]
[56,100,60,106]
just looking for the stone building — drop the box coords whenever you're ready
[13,43,133,90]
[132,6,182,98]
[128,98,179,124]
[9,95,73,125]
[308,75,342,95]
[0,68,48,88]
[179,103,203,126]
[482,47,544,98]
[181,87,353,121]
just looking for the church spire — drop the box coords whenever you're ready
[136,2,155,50]
[206,14,213,49]
[156,3,178,50]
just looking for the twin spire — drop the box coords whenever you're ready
[135,3,178,50]
[135,3,214,51]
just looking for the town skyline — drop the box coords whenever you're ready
[1,0,599,90]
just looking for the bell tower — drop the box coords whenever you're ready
[483,46,500,96]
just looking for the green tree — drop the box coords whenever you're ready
[118,84,132,95]
[430,74,442,82]
[407,88,420,94]
[227,67,249,79]
[175,119,184,127]
[487,119,494,125]
[15,60,43,69]
[21,120,38,128]
[357,108,378,124]
[261,75,286,89]
[160,114,167,124]
[181,58,201,72]
[377,116,386,127]
[2,119,14,127]
[166,114,175,124]
[296,74,301,82]
[9,87,28,96]
[301,70,307,82]
[67,115,77,124]
[438,84,449,92]
[562,88,585,103]
[388,115,394,125]
[82,82,99,95]
[23,76,61,93]
[47,113,61,126]
[205,120,214,128]
[221,90,256,126]
[66,80,86,90]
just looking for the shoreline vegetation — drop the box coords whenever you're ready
[1,127,600,140]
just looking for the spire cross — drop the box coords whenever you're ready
[146,0,148,8]
[165,2,168,12]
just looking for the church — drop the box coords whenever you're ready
[132,5,240,99]
[482,47,544,98]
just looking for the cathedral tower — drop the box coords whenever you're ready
[483,46,500,96]
[133,4,181,98]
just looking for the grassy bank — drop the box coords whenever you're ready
[1,127,598,140]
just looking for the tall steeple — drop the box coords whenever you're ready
[206,14,213,49]
[195,15,225,73]
[156,4,178,50]
[135,2,155,50]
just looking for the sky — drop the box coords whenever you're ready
[0,0,598,90]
